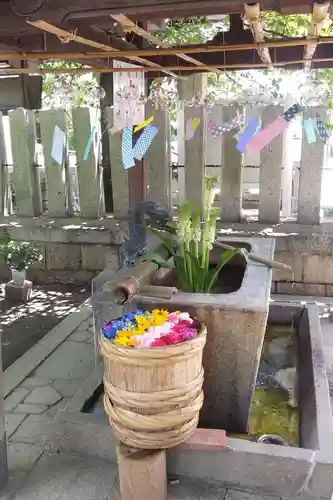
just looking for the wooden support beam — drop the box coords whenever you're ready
[243,3,272,67]
[303,1,330,71]
[3,36,333,63]
[26,20,179,78]
[110,13,223,73]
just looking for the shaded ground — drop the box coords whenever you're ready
[0,283,91,370]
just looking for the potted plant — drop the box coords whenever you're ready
[137,177,274,433]
[2,241,43,285]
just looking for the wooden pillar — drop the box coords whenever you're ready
[100,73,114,213]
[0,112,11,216]
[72,107,105,218]
[9,108,42,216]
[39,109,68,217]
[258,106,284,224]
[0,329,8,492]
[106,107,129,218]
[145,101,171,212]
[297,107,326,224]
[179,75,206,209]
[281,113,295,218]
[117,444,167,500]
[220,105,244,222]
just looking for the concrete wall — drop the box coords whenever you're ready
[219,221,333,297]
[0,217,123,285]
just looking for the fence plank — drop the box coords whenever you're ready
[258,105,284,223]
[106,107,129,218]
[220,106,243,222]
[0,113,11,216]
[72,107,104,218]
[206,104,223,166]
[39,109,68,216]
[180,75,207,208]
[8,108,41,216]
[146,102,171,211]
[297,106,326,224]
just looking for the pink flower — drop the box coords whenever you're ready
[180,328,197,341]
[163,332,183,345]
[168,312,179,324]
[151,338,167,347]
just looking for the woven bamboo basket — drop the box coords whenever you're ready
[100,323,207,449]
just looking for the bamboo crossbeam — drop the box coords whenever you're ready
[303,1,330,71]
[0,56,333,75]
[243,3,272,67]
[26,20,179,78]
[110,13,223,73]
[3,36,333,62]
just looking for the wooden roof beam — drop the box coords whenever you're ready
[243,2,272,67]
[26,20,180,78]
[303,1,330,71]
[109,13,223,73]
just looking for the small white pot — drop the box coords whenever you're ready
[11,268,26,285]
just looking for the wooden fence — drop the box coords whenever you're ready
[0,102,330,225]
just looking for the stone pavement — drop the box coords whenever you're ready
[2,294,333,499]
[0,446,281,500]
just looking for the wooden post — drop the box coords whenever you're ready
[220,105,244,222]
[116,444,167,500]
[297,106,326,224]
[258,105,284,223]
[100,73,114,213]
[39,109,68,216]
[72,107,105,218]
[145,101,171,211]
[206,103,223,168]
[9,108,42,216]
[0,113,11,216]
[179,75,206,209]
[106,107,130,218]
[0,328,8,492]
[281,113,295,218]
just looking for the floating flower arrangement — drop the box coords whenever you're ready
[103,309,198,348]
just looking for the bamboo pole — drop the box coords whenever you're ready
[3,36,333,62]
[26,20,179,78]
[0,57,332,75]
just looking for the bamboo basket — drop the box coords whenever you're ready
[100,323,207,449]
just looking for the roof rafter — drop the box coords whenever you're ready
[303,1,330,71]
[26,20,180,78]
[243,2,272,67]
[109,13,223,73]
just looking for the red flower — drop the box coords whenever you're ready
[163,332,183,345]
[151,338,167,347]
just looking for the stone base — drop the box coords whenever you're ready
[4,280,33,302]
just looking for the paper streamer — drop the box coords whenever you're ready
[134,116,154,133]
[122,124,158,169]
[133,124,158,160]
[303,119,317,144]
[185,117,200,140]
[236,118,260,153]
[51,126,66,165]
[83,125,96,161]
[209,116,243,138]
[315,114,330,144]
[246,104,303,153]
[246,117,288,153]
[122,126,136,170]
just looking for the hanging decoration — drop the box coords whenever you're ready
[134,116,154,133]
[121,124,158,169]
[303,119,317,144]
[184,118,200,140]
[208,115,244,138]
[145,79,178,112]
[51,126,66,165]
[236,118,261,153]
[246,104,303,153]
[315,114,330,144]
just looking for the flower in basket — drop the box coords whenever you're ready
[103,309,198,348]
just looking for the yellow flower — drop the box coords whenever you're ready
[117,330,131,337]
[135,316,151,331]
[151,309,168,326]
[114,337,131,347]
